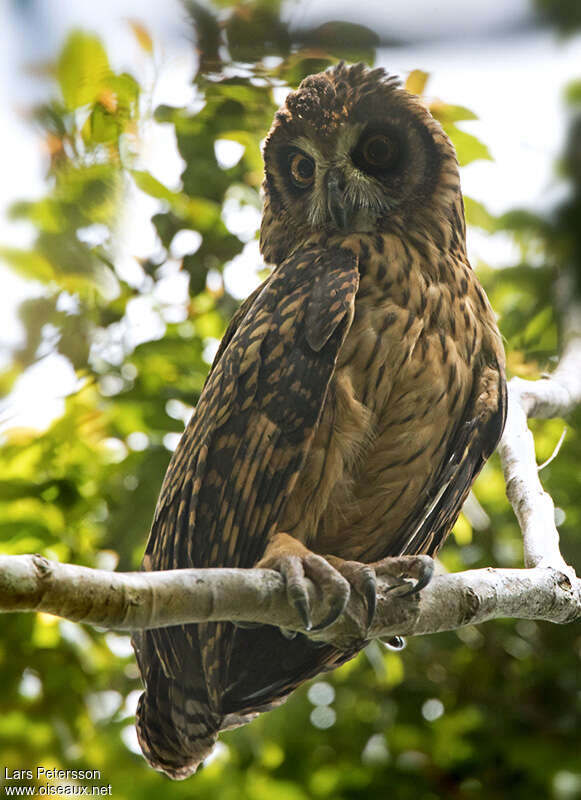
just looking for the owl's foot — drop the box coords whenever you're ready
[374,554,434,596]
[256,533,350,632]
[326,554,434,631]
[256,535,434,635]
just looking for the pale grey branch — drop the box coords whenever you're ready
[0,555,579,649]
[498,294,581,573]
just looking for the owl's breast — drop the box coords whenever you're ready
[294,234,501,561]
[337,291,422,414]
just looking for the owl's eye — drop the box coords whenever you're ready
[362,134,398,167]
[353,130,401,174]
[288,151,315,188]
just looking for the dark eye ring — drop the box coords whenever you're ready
[288,151,315,188]
[361,133,398,169]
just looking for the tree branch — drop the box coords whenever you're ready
[497,278,581,574]
[0,555,579,649]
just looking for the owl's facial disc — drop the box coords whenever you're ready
[285,124,403,233]
[261,63,460,265]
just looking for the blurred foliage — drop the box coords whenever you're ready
[534,0,581,34]
[0,1,580,798]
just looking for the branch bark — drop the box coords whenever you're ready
[1,297,580,647]
[497,277,581,575]
[0,555,579,649]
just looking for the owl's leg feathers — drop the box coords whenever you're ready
[256,533,350,632]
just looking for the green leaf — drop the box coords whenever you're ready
[9,199,66,234]
[131,170,220,229]
[522,305,557,351]
[54,163,121,225]
[497,209,548,235]
[0,366,22,398]
[464,196,497,232]
[430,102,479,123]
[183,253,207,295]
[225,3,290,63]
[86,106,119,144]
[564,79,581,106]
[278,52,335,87]
[57,31,111,110]
[130,170,177,203]
[295,21,379,65]
[105,72,140,112]
[0,248,55,283]
[405,69,429,96]
[443,124,492,166]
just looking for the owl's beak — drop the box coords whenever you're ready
[325,169,349,231]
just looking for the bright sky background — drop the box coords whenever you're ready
[1,0,580,431]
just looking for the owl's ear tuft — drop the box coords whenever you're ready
[288,75,337,124]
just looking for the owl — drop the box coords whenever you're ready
[132,62,506,779]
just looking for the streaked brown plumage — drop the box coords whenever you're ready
[132,62,506,779]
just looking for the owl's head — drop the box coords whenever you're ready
[260,62,462,264]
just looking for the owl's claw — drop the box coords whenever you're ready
[281,551,350,630]
[280,628,298,640]
[296,553,350,631]
[310,590,351,631]
[326,555,434,634]
[256,534,351,632]
[290,586,312,630]
[375,554,435,597]
[324,557,377,630]
[363,573,378,627]
[383,635,406,651]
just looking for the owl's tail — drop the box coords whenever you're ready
[132,626,224,780]
[134,664,221,780]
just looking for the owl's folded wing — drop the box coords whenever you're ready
[143,242,359,574]
[390,355,507,559]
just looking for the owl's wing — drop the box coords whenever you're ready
[205,281,266,380]
[388,354,507,558]
[144,242,359,575]
[135,243,358,776]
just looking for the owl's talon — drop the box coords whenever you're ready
[311,593,349,631]
[382,635,406,651]
[257,537,351,632]
[303,553,350,630]
[405,556,434,595]
[292,593,312,631]
[374,554,435,596]
[280,628,298,640]
[278,553,313,630]
[325,557,377,631]
[363,574,377,627]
